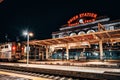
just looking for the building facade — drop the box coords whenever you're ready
[51,12,120,60]
[52,13,120,38]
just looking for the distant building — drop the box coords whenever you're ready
[51,12,120,60]
[29,12,120,61]
[52,13,120,38]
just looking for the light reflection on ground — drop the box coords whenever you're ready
[0,74,31,80]
[0,71,51,80]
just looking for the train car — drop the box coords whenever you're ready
[0,42,25,61]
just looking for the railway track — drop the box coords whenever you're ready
[0,69,82,80]
[0,62,119,80]
[0,74,31,80]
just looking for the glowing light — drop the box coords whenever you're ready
[80,41,90,46]
[93,52,99,56]
[79,19,84,23]
[29,32,33,36]
[70,33,77,36]
[23,31,33,36]
[67,12,97,26]
[22,47,24,50]
[78,31,85,35]
[23,31,28,36]
[87,30,95,34]
[12,46,16,50]
[0,0,4,3]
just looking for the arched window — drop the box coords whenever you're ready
[87,30,95,34]
[70,33,77,36]
[62,33,69,37]
[78,31,85,35]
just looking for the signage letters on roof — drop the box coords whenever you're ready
[67,12,97,26]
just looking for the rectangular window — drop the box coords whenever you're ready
[109,26,114,30]
[5,45,8,48]
[1,46,4,49]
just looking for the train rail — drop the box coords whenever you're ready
[0,69,81,80]
[0,62,120,80]
[0,74,31,80]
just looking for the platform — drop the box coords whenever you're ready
[0,62,120,80]
[18,60,120,68]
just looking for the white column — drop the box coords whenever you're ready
[52,34,55,38]
[42,51,44,60]
[34,47,36,61]
[66,44,69,60]
[99,40,103,60]
[46,46,49,60]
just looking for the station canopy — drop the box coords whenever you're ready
[28,29,120,46]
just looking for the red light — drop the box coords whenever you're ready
[22,47,24,50]
[0,0,4,3]
[12,46,16,50]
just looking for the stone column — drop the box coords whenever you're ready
[66,44,69,60]
[99,40,103,60]
[46,46,49,60]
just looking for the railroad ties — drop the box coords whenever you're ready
[0,74,31,80]
[0,69,80,80]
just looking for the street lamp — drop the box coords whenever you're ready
[23,31,33,65]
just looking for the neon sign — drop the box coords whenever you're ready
[0,0,4,3]
[67,12,97,26]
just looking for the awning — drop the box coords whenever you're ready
[28,29,120,46]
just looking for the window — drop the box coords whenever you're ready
[55,35,59,38]
[5,45,8,48]
[70,33,77,36]
[87,30,95,34]
[1,46,4,49]
[78,31,85,35]
[109,26,114,30]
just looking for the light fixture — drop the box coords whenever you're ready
[23,30,33,65]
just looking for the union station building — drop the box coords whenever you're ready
[28,12,120,61]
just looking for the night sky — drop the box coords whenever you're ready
[0,0,120,42]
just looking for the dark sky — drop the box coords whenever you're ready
[0,0,120,42]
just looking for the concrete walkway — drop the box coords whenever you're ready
[0,62,120,74]
[18,60,119,68]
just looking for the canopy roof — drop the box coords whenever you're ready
[29,29,120,46]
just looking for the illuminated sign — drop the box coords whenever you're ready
[67,12,97,26]
[0,0,4,3]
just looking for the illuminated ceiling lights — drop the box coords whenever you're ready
[80,41,90,46]
[80,41,91,48]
